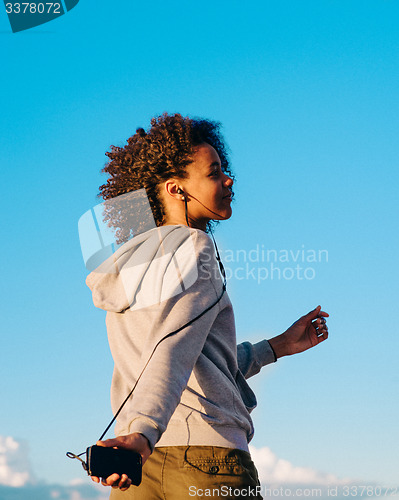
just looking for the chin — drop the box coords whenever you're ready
[217,208,233,221]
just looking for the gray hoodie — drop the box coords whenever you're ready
[86,225,276,452]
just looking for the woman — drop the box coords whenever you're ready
[86,113,329,499]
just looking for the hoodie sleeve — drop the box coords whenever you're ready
[237,339,277,379]
[103,230,225,451]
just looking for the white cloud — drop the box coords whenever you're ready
[68,478,86,486]
[249,445,352,486]
[0,482,109,500]
[0,436,109,499]
[0,436,35,487]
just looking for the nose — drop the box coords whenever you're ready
[223,173,233,188]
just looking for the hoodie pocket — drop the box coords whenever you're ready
[234,370,257,413]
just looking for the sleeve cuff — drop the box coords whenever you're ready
[127,418,161,452]
[253,339,278,365]
[268,341,278,362]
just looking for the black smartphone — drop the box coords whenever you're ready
[86,445,142,486]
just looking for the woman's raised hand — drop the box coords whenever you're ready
[268,305,329,358]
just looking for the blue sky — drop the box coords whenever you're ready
[1,0,398,494]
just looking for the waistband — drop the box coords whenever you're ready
[155,422,250,452]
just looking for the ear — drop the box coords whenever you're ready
[164,179,185,200]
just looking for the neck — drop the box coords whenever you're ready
[162,197,209,231]
[163,216,208,231]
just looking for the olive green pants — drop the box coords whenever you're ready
[109,446,263,500]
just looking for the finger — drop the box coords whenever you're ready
[317,310,329,318]
[101,473,121,487]
[120,478,132,491]
[91,476,100,483]
[317,330,329,341]
[306,305,321,320]
[312,317,328,338]
[110,475,130,491]
[118,474,131,490]
[307,306,330,322]
[96,438,123,448]
[312,317,327,329]
[316,323,329,338]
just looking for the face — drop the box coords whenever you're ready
[181,143,234,230]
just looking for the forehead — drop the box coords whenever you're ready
[188,143,221,171]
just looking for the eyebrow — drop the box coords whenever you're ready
[208,161,221,170]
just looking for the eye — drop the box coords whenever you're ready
[209,167,220,177]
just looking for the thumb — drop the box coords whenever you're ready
[306,305,321,320]
[96,438,121,448]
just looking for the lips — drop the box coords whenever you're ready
[223,188,233,198]
[223,191,233,201]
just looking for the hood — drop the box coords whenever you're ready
[86,225,201,313]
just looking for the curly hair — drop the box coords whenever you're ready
[99,112,234,243]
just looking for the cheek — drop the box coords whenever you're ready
[212,187,222,203]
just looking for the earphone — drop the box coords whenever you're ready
[176,187,231,222]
